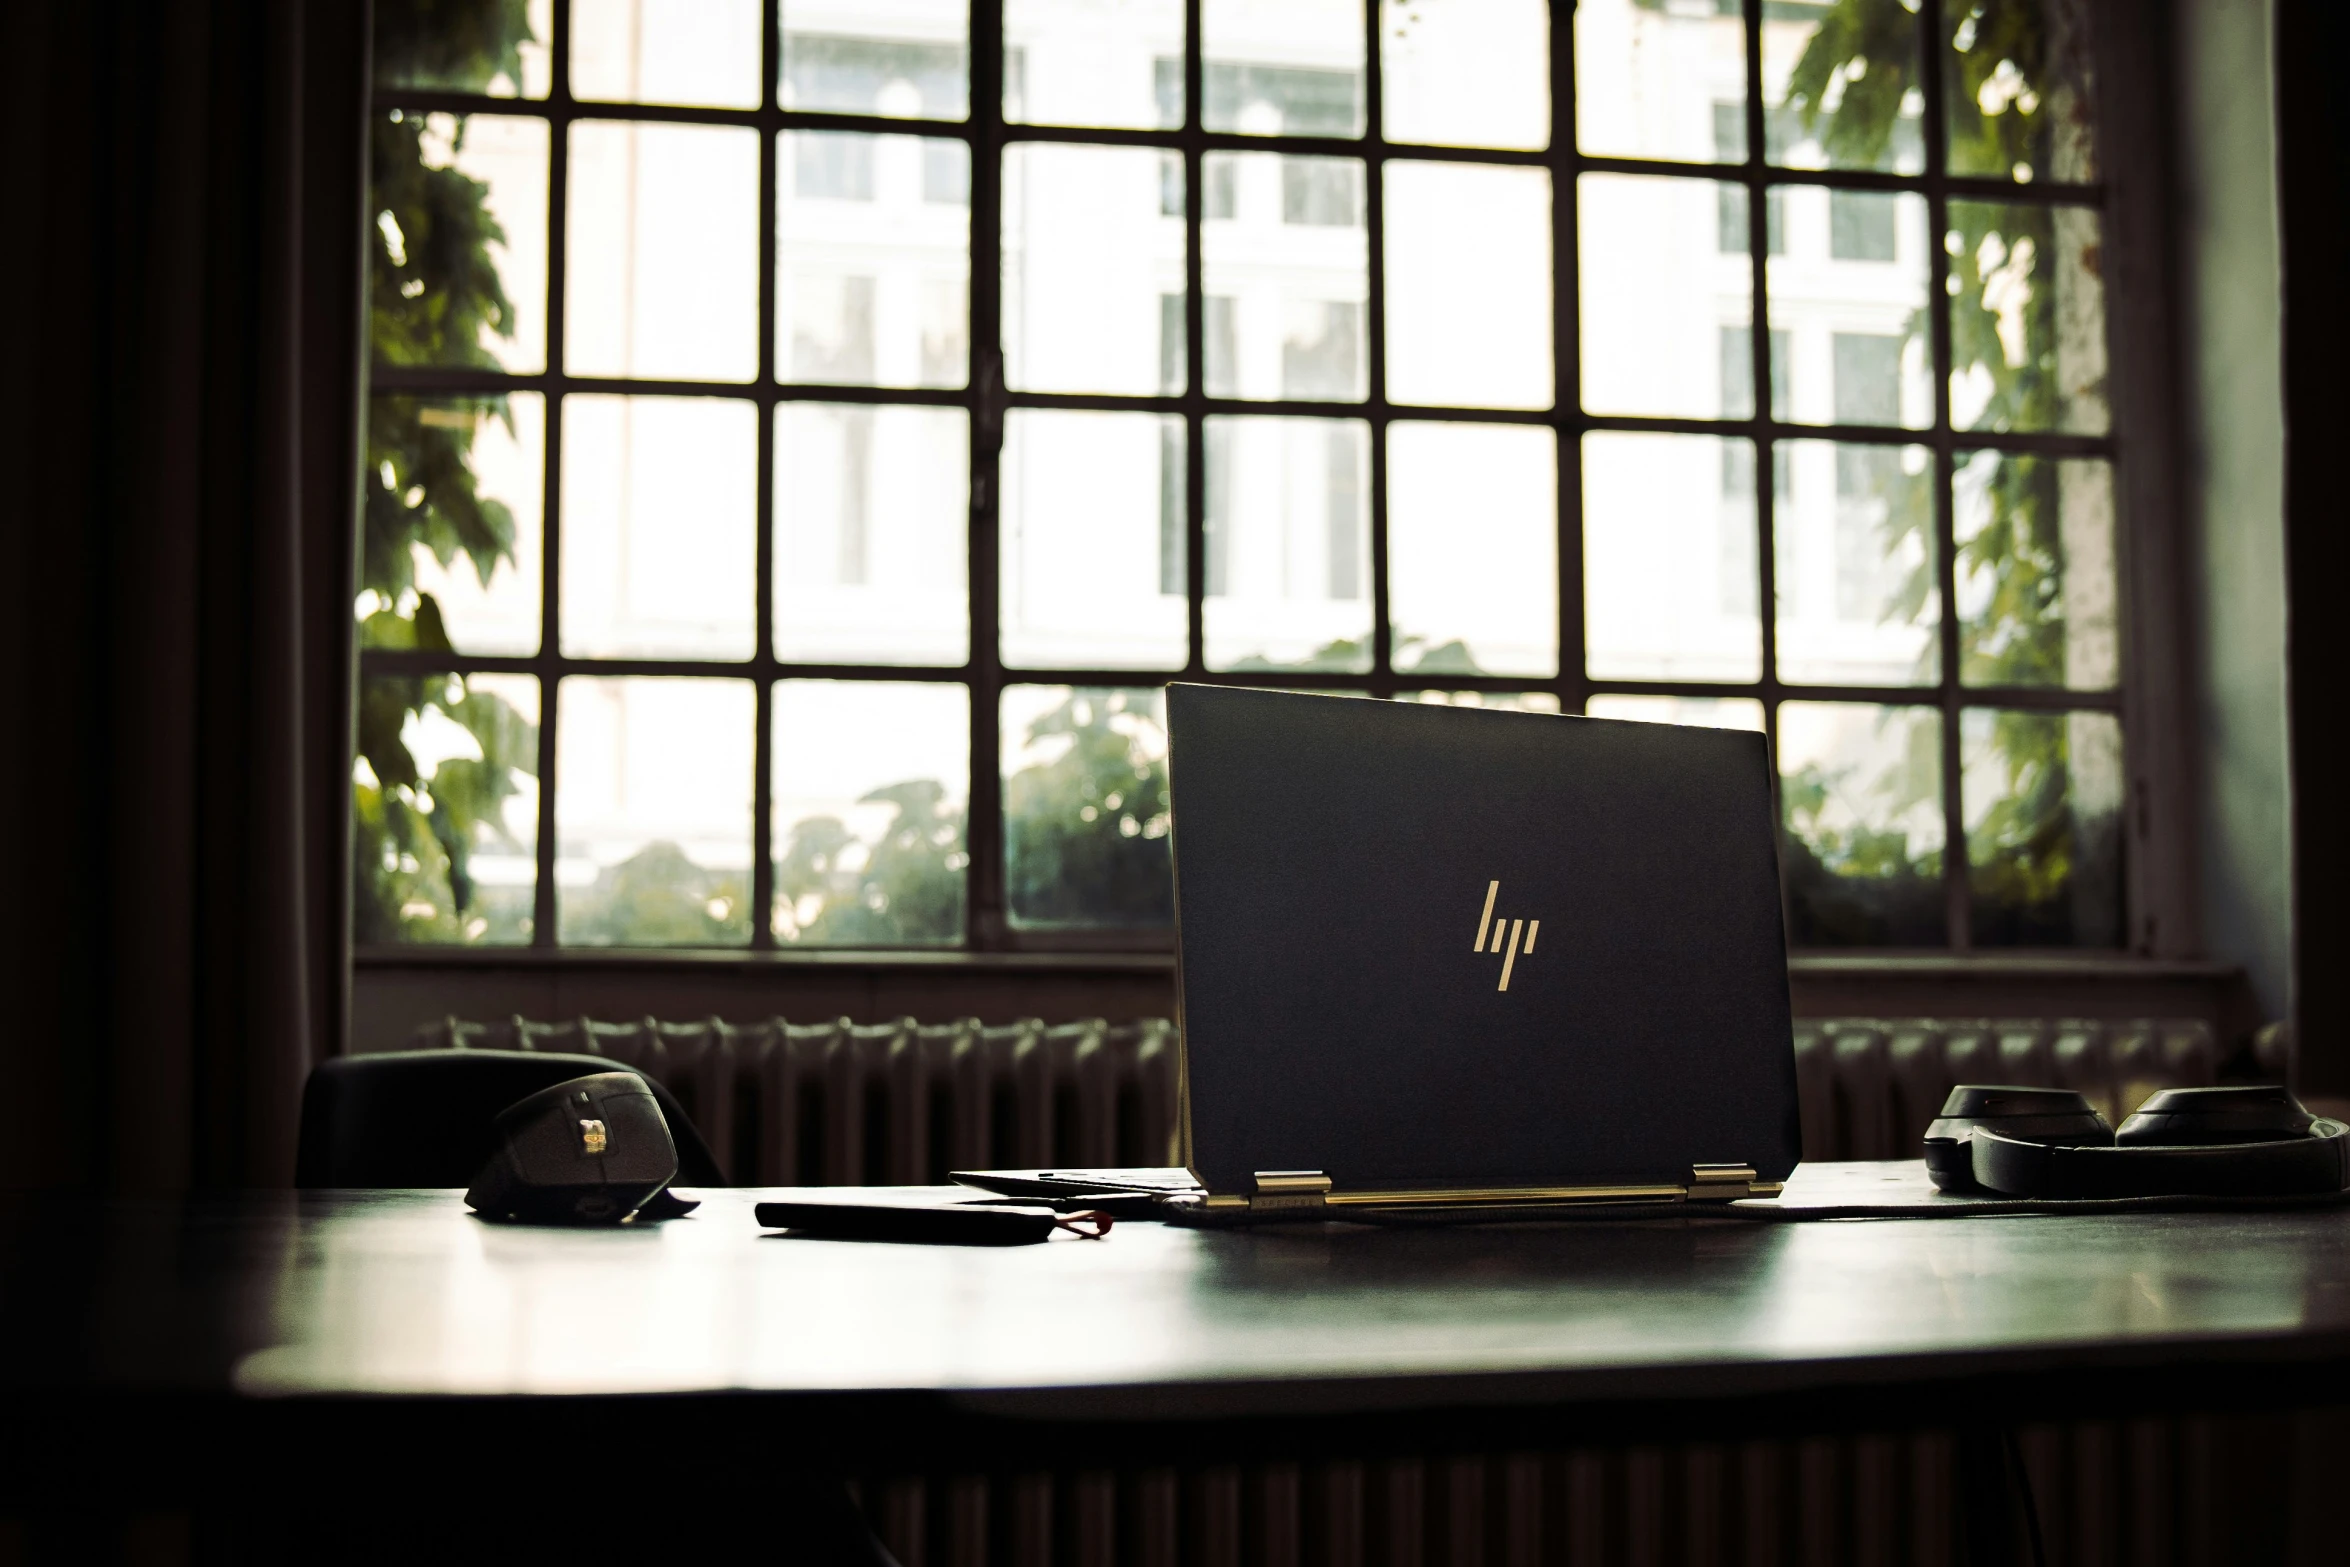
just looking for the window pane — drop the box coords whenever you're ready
[556,677,754,945]
[1003,144,1183,396]
[1775,440,1939,687]
[1005,0,1184,130]
[780,133,971,389]
[1770,190,1931,429]
[773,681,968,947]
[1579,174,1750,419]
[776,404,970,665]
[374,113,549,373]
[1381,0,1548,151]
[1203,417,1372,673]
[354,673,539,946]
[1201,0,1366,136]
[1954,452,2118,690]
[1385,162,1553,410]
[1003,686,1172,930]
[1964,708,2124,947]
[1945,0,2097,183]
[1947,201,2108,435]
[566,122,759,382]
[1584,432,1762,684]
[1766,0,1924,173]
[1403,691,1561,714]
[782,1,970,120]
[1574,0,1743,162]
[1388,422,1557,677]
[1586,695,1765,732]
[572,0,761,107]
[375,0,551,98]
[561,396,757,659]
[1778,701,1945,947]
[1202,153,1368,402]
[1001,410,1189,669]
[363,394,544,657]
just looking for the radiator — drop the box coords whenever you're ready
[404,1012,2301,1567]
[403,1012,2221,1179]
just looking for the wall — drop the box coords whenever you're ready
[2174,0,2294,1025]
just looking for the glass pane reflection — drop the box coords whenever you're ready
[776,404,969,666]
[572,0,761,108]
[1964,708,2123,947]
[375,0,551,98]
[556,677,755,946]
[779,132,971,390]
[773,681,968,947]
[1778,701,1945,947]
[1004,0,1184,131]
[1586,695,1764,732]
[566,121,760,382]
[782,0,970,120]
[1766,0,1925,173]
[1387,422,1558,678]
[1203,153,1369,403]
[1001,410,1189,669]
[1580,174,1750,420]
[1381,0,1549,152]
[1954,451,2118,690]
[375,114,550,374]
[1203,417,1373,673]
[1944,0,2098,184]
[1002,686,1172,930]
[361,393,544,657]
[1583,432,1762,684]
[1004,144,1184,397]
[561,396,757,659]
[1574,0,1743,163]
[1946,201,2108,435]
[1774,440,1938,688]
[354,673,539,946]
[1201,0,1366,137]
[1384,161,1553,410]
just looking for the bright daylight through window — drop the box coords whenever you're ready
[358,0,2121,955]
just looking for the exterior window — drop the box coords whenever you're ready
[360,0,2126,955]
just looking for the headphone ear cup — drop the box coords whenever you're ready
[1922,1087,2111,1193]
[2116,1084,2315,1146]
[1971,1114,2350,1200]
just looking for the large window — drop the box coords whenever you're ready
[359,0,2124,954]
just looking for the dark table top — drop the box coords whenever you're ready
[10,1163,2350,1470]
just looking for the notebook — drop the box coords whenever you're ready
[1164,685,1801,1219]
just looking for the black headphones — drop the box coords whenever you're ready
[1923,1084,2350,1200]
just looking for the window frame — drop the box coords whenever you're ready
[360,0,2188,961]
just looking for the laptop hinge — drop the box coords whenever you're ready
[1252,1170,1333,1214]
[1687,1163,1767,1200]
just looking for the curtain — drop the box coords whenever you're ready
[0,1,368,1188]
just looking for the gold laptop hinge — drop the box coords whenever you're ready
[1252,1170,1333,1215]
[1687,1164,1775,1201]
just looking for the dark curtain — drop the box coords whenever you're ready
[0,2,368,1188]
[2276,0,2350,1096]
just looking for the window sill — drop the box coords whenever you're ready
[354,946,2238,982]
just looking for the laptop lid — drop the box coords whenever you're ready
[1166,685,1800,1202]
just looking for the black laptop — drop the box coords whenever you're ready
[1163,684,1801,1219]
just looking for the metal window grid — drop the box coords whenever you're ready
[362,0,2123,955]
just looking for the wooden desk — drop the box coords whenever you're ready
[7,1165,2350,1486]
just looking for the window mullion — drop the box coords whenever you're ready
[1921,0,1970,951]
[967,0,1010,950]
[1183,0,1208,681]
[1553,0,1584,717]
[1363,0,1393,696]
[529,0,576,950]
